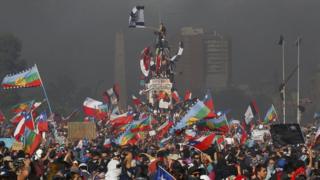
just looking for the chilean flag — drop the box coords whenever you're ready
[35,112,48,132]
[103,138,111,148]
[109,111,134,127]
[83,97,107,120]
[188,133,216,151]
[14,118,26,141]
[24,112,34,130]
[203,90,214,112]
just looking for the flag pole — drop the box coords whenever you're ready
[35,64,53,115]
[296,37,301,124]
[281,36,286,124]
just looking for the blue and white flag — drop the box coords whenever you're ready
[155,166,175,180]
[129,6,145,28]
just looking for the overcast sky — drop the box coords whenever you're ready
[0,0,319,104]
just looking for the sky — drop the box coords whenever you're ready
[0,0,320,120]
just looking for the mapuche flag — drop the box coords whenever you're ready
[24,127,42,155]
[1,65,42,89]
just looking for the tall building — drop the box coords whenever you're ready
[114,31,127,109]
[203,31,232,91]
[174,27,232,95]
[174,27,205,95]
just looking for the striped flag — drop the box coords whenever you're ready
[172,101,210,131]
[263,104,278,124]
[24,127,42,155]
[188,133,216,151]
[198,114,229,132]
[156,121,174,140]
[14,117,25,141]
[35,112,48,132]
[2,65,42,89]
[83,97,107,120]
[109,111,134,127]
[11,100,34,113]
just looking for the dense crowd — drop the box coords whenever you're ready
[1,117,320,180]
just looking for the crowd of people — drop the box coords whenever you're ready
[1,114,320,180]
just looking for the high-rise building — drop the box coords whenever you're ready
[203,31,232,91]
[174,27,205,95]
[174,27,232,95]
[114,31,127,109]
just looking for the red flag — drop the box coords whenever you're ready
[156,121,174,140]
[109,112,134,127]
[188,133,216,151]
[171,90,180,103]
[203,90,214,112]
[184,90,192,101]
[83,97,107,120]
[132,95,142,106]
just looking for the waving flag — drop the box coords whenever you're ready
[14,117,25,141]
[10,112,24,124]
[156,121,174,140]
[129,6,145,28]
[156,166,176,180]
[184,90,192,101]
[172,101,210,131]
[263,104,278,124]
[198,114,229,132]
[109,111,134,127]
[171,89,180,104]
[83,97,107,120]
[116,131,135,146]
[130,114,152,133]
[188,133,216,151]
[24,127,42,155]
[244,105,255,124]
[132,95,142,106]
[203,90,214,112]
[11,100,34,113]
[23,112,34,130]
[170,41,184,62]
[35,112,48,132]
[2,65,42,89]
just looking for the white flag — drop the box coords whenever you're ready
[244,105,254,124]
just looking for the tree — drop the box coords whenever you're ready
[0,33,28,110]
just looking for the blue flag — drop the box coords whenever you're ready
[155,166,175,180]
